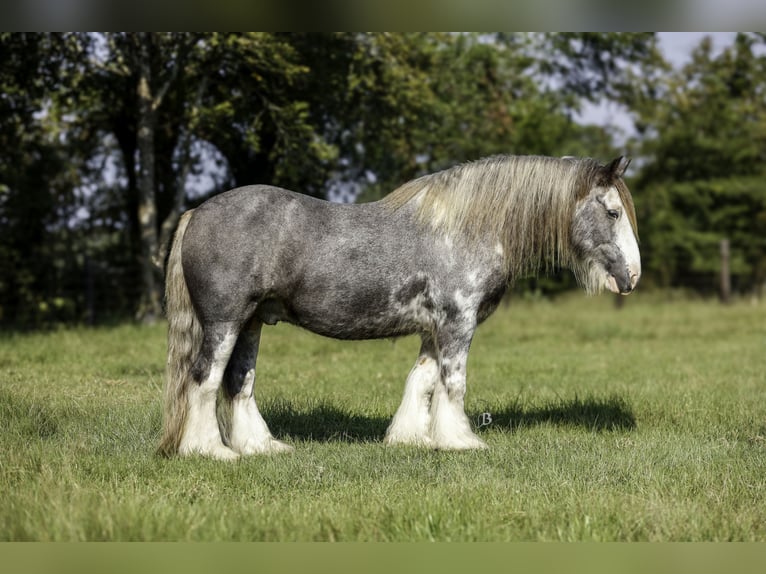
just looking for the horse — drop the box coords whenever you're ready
[158,154,640,459]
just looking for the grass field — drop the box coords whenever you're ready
[1,293,764,541]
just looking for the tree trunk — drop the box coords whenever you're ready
[135,39,163,323]
[157,77,208,269]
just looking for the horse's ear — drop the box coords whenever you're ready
[607,156,631,178]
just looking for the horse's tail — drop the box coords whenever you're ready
[157,209,201,457]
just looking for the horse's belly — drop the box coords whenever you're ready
[268,284,420,341]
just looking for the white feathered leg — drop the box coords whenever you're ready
[385,338,438,447]
[428,332,487,450]
[225,325,293,455]
[179,324,240,460]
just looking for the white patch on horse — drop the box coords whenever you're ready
[603,187,641,292]
[453,289,481,316]
[393,274,440,329]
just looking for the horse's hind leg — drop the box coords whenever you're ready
[384,336,438,447]
[223,321,293,455]
[179,322,240,460]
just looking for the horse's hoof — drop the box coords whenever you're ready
[267,438,294,454]
[233,437,294,455]
[179,443,241,461]
[383,433,434,448]
[431,435,488,451]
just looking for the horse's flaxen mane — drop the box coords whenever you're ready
[381,155,637,278]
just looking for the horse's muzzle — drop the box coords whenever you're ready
[608,269,640,295]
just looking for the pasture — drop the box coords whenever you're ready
[1,294,764,541]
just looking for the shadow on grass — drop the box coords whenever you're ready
[264,400,390,443]
[263,395,635,444]
[475,395,636,434]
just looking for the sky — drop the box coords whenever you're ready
[658,31,737,66]
[576,32,738,142]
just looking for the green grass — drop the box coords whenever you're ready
[1,293,765,541]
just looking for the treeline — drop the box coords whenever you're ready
[1,33,765,327]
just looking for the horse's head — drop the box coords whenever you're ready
[570,156,641,295]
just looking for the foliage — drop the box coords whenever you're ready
[1,32,764,326]
[1,296,765,540]
[0,33,94,326]
[626,33,766,293]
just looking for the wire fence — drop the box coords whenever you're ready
[1,238,762,330]
[0,257,146,329]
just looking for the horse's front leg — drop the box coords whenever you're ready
[428,328,487,450]
[384,336,438,447]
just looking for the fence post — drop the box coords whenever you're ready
[84,255,95,325]
[720,238,731,304]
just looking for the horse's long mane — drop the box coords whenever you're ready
[382,155,637,278]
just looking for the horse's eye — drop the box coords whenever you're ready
[607,209,620,220]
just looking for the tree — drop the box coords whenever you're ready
[331,33,649,202]
[1,32,673,326]
[628,33,766,294]
[68,33,339,322]
[0,33,93,326]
